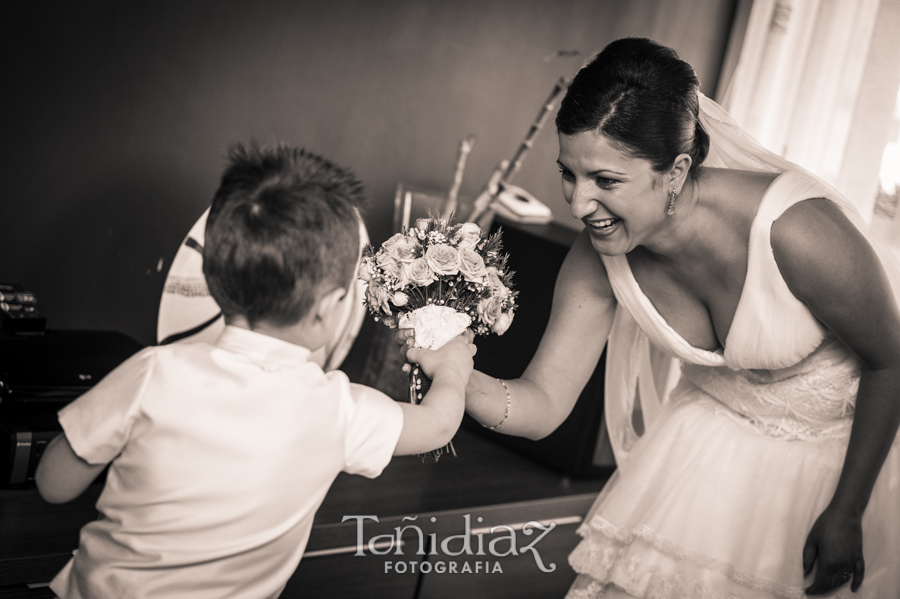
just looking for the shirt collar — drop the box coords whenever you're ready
[215,325,312,371]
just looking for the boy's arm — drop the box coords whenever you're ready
[392,335,475,456]
[35,433,108,504]
[34,347,153,503]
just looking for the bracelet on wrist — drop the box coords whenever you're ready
[482,378,511,430]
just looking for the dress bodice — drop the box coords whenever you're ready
[601,171,834,371]
[601,170,864,443]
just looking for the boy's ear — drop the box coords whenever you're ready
[312,286,347,324]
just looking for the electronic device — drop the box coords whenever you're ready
[493,184,554,224]
[1,329,144,487]
[0,281,46,334]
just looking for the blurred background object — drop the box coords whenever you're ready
[718,0,900,228]
[2,0,739,346]
[871,81,900,260]
[466,76,569,227]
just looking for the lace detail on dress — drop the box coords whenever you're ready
[707,402,854,441]
[675,338,860,441]
[568,516,855,599]
[565,579,605,599]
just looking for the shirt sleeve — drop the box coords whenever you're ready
[342,382,404,478]
[57,347,155,465]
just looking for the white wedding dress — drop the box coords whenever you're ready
[566,100,900,599]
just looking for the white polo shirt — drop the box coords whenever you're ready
[51,326,403,599]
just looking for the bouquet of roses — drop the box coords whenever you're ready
[358,218,518,460]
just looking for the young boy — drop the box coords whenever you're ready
[35,143,476,599]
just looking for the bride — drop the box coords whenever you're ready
[402,37,900,597]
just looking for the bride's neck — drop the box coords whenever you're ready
[643,169,708,260]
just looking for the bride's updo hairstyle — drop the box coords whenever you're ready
[556,37,709,176]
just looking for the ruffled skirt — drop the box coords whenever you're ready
[566,388,900,599]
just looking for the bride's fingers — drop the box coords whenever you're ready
[850,559,865,592]
[394,330,408,343]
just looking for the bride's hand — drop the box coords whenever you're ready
[395,328,415,373]
[802,504,864,595]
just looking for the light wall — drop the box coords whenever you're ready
[2,0,737,345]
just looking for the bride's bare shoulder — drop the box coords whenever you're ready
[771,198,862,261]
[770,198,881,309]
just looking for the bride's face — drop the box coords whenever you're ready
[557,131,667,256]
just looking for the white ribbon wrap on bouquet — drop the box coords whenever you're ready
[399,305,472,350]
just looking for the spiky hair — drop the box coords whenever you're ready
[218,141,367,210]
[202,142,364,326]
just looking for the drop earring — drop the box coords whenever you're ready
[667,189,677,215]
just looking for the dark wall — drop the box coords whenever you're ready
[2,0,736,345]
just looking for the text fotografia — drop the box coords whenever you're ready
[386,560,501,575]
[342,514,558,574]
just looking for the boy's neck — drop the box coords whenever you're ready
[225,315,323,351]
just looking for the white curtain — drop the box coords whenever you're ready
[717,0,900,223]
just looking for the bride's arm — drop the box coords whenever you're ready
[463,229,616,440]
[773,199,900,595]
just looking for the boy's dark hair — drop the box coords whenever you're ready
[203,142,365,326]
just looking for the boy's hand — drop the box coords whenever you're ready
[406,333,476,386]
[392,333,476,456]
[399,328,473,373]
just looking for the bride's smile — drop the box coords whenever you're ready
[557,130,686,257]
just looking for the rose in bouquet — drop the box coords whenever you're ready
[359,218,518,460]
